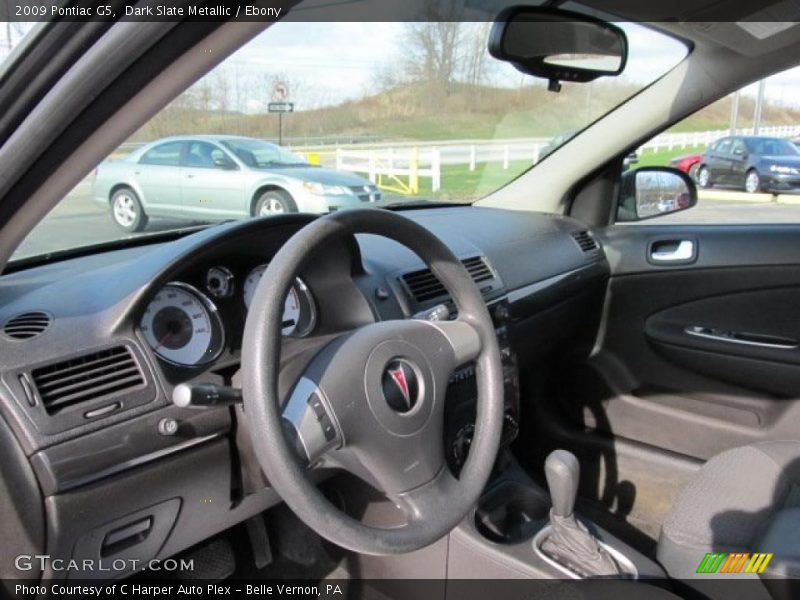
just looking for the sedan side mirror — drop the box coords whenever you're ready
[214,157,237,170]
[618,167,698,221]
[488,6,627,92]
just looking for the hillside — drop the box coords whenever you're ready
[130,82,800,145]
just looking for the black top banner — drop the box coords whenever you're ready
[4,1,291,22]
[1,0,800,22]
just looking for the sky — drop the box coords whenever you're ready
[3,19,800,111]
[219,21,692,110]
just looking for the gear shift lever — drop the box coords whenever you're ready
[539,449,621,577]
[545,449,579,518]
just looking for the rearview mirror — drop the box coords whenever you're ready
[488,7,627,91]
[618,167,698,221]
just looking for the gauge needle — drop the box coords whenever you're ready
[154,331,174,351]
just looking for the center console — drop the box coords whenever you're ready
[449,455,667,581]
[431,294,665,581]
[445,298,519,475]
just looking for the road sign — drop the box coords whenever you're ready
[271,81,289,102]
[268,102,294,113]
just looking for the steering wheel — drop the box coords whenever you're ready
[240,209,504,555]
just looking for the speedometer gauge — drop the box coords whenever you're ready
[140,283,224,366]
[243,264,316,337]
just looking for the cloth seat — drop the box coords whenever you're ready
[657,440,800,583]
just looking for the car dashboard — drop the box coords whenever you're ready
[0,206,609,581]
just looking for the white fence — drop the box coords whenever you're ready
[331,140,551,192]
[641,125,800,153]
[335,146,442,193]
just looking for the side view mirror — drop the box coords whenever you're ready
[488,6,628,91]
[214,157,237,170]
[618,167,698,221]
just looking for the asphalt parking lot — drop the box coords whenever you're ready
[11,180,800,261]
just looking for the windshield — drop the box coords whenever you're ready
[744,137,800,156]
[221,139,309,167]
[9,16,686,262]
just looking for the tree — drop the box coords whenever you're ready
[403,22,462,94]
[460,22,491,87]
[401,1,466,95]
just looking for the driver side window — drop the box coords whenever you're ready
[184,141,234,169]
[715,138,733,155]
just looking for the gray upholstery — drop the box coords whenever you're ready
[658,441,800,583]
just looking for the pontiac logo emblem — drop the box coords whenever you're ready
[382,359,419,413]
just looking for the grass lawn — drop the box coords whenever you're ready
[636,144,707,168]
[394,145,710,203]
[410,160,532,202]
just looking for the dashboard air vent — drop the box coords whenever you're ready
[571,231,599,253]
[3,311,51,339]
[402,256,495,303]
[31,346,145,415]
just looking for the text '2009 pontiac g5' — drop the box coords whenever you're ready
[2,2,800,600]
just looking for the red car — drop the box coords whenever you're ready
[670,152,703,177]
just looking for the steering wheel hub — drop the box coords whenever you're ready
[366,339,434,435]
[381,358,420,413]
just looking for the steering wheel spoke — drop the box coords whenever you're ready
[415,318,481,374]
[389,467,461,524]
[281,376,344,466]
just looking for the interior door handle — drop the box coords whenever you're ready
[649,240,695,263]
[685,326,799,349]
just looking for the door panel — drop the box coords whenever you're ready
[730,139,749,184]
[646,287,800,395]
[135,141,185,213]
[560,224,800,461]
[135,164,182,212]
[181,166,245,218]
[707,139,733,182]
[181,141,246,218]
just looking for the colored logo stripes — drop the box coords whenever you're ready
[696,552,773,574]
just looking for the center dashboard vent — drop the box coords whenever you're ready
[401,256,496,303]
[31,346,145,415]
[3,311,51,339]
[571,230,600,254]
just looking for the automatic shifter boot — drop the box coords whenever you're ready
[540,510,621,576]
[539,450,621,577]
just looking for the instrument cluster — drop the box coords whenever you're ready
[140,263,317,367]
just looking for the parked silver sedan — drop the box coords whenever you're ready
[93,135,381,231]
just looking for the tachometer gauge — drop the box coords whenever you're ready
[140,283,225,366]
[243,264,316,337]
